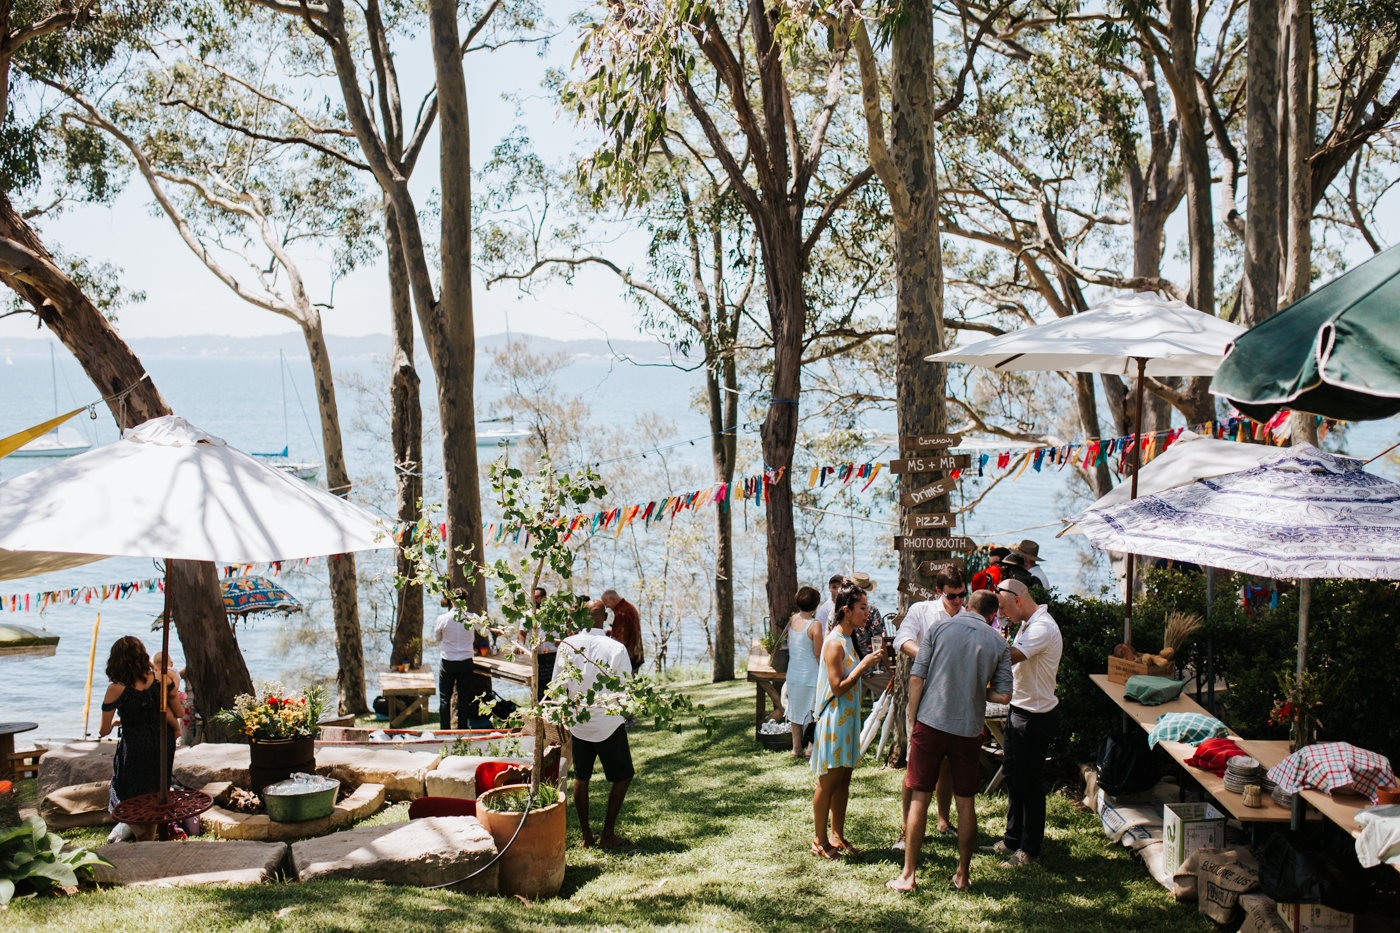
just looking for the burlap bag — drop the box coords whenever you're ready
[39,781,114,829]
[1239,895,1291,933]
[1172,846,1261,922]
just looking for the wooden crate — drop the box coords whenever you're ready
[1107,654,1173,684]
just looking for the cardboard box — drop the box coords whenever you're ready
[1276,903,1356,933]
[1162,802,1225,873]
[1107,654,1174,684]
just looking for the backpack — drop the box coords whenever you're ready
[1096,731,1161,796]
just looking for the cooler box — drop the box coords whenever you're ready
[1162,801,1224,873]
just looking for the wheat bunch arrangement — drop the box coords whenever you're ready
[1161,612,1203,659]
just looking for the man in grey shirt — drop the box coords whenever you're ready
[886,607,1012,894]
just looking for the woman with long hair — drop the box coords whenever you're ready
[809,584,880,858]
[785,586,824,758]
[98,636,182,840]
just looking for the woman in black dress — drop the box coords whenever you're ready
[98,636,182,841]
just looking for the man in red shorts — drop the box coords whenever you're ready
[886,588,1013,893]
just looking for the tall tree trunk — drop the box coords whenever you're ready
[1073,373,1114,498]
[0,191,253,732]
[1280,0,1313,305]
[1168,0,1216,322]
[707,354,737,681]
[760,245,804,637]
[1245,0,1283,327]
[426,0,487,606]
[299,315,368,713]
[386,200,425,669]
[887,0,945,767]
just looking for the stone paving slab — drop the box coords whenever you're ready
[173,743,251,789]
[38,742,115,800]
[290,817,497,893]
[199,782,386,841]
[424,756,531,800]
[93,840,286,887]
[313,747,439,800]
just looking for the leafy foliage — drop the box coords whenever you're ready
[0,815,111,905]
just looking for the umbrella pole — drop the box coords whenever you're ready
[1205,568,1215,715]
[1291,578,1311,831]
[1123,357,1147,644]
[159,574,171,807]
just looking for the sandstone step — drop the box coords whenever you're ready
[290,816,497,893]
[93,840,286,886]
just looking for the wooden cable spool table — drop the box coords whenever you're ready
[0,722,37,783]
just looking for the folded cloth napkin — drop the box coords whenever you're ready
[1185,737,1247,777]
[1147,711,1229,749]
[1266,742,1395,804]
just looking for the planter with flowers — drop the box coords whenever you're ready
[211,681,327,793]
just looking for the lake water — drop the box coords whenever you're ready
[2,342,1396,741]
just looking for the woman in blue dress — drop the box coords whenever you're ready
[785,586,824,758]
[809,584,880,858]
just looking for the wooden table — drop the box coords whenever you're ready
[1090,675,1296,823]
[379,672,436,728]
[747,646,786,742]
[0,722,37,783]
[474,653,533,688]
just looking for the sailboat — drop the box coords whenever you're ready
[251,350,321,482]
[11,345,93,458]
[476,416,533,446]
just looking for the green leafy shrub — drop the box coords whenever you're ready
[480,780,562,814]
[0,815,111,905]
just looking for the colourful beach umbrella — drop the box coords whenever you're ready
[221,576,302,617]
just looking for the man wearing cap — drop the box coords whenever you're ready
[1018,539,1050,589]
[815,574,847,630]
[985,578,1062,868]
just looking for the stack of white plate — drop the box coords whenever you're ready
[1273,784,1295,808]
[1224,755,1265,794]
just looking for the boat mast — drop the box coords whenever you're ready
[280,348,289,456]
[50,343,58,416]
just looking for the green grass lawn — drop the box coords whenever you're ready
[6,681,1212,932]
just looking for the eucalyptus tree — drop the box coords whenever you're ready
[562,0,875,631]
[0,0,255,727]
[478,129,758,681]
[49,27,382,711]
[242,0,543,622]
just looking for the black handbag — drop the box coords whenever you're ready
[1095,731,1160,796]
[803,694,836,746]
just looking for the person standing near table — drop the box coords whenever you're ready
[815,574,846,630]
[557,610,635,849]
[99,636,182,841]
[434,593,490,729]
[887,586,1012,893]
[522,585,558,702]
[785,586,824,758]
[986,578,1063,868]
[602,589,644,673]
[890,567,969,849]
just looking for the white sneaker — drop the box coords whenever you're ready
[1001,849,1040,868]
[891,838,906,852]
[107,822,135,843]
[978,839,1012,855]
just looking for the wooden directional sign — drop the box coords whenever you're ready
[893,535,976,553]
[888,454,972,475]
[909,512,957,529]
[901,433,962,451]
[919,558,966,575]
[900,475,960,507]
[897,579,939,602]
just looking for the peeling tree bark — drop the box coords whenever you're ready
[1244,0,1282,327]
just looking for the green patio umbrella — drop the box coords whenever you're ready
[0,622,59,662]
[1213,244,1400,421]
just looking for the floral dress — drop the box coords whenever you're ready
[809,632,860,776]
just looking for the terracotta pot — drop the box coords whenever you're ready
[1378,786,1400,806]
[477,785,566,899]
[249,735,316,793]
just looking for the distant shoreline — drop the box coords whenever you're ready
[0,331,689,362]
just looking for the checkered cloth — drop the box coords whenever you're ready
[1266,742,1395,804]
[1146,711,1228,749]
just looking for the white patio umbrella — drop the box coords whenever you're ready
[0,416,392,822]
[0,416,389,580]
[1059,430,1275,534]
[927,291,1247,640]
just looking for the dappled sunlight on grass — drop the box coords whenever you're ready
[8,681,1213,932]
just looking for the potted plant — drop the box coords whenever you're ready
[211,681,327,793]
[402,457,711,899]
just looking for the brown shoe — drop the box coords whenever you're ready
[1000,849,1040,869]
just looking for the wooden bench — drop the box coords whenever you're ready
[746,646,785,743]
[473,653,533,689]
[379,671,436,728]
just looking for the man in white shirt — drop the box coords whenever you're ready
[891,567,969,848]
[433,595,491,730]
[1018,539,1050,590]
[985,578,1063,868]
[814,574,846,630]
[557,612,635,849]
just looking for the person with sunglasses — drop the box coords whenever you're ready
[890,567,973,849]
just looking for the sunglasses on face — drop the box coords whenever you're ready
[943,591,967,600]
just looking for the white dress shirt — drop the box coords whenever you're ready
[1010,605,1062,713]
[1029,564,1050,589]
[893,598,957,654]
[815,599,834,629]
[434,610,483,662]
[556,628,633,742]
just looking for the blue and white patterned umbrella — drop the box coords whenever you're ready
[1066,444,1400,580]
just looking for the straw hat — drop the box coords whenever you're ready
[851,572,877,594]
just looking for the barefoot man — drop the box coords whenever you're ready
[887,584,1012,893]
[557,605,635,849]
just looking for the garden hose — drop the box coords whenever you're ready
[422,788,536,890]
